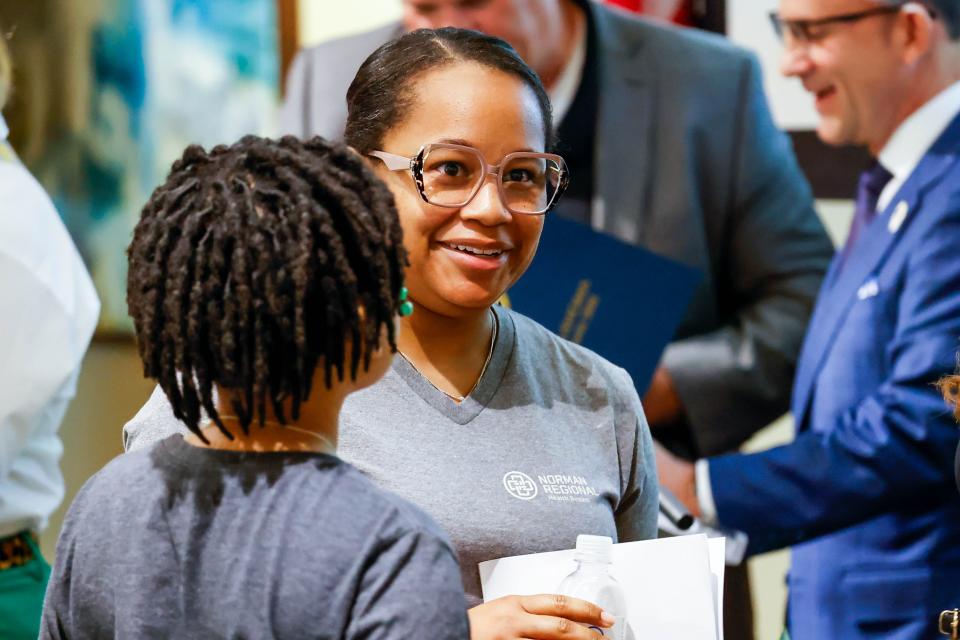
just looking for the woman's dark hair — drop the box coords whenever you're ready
[345,27,554,153]
[127,135,407,441]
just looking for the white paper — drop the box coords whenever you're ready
[659,512,749,567]
[707,538,726,640]
[480,535,723,640]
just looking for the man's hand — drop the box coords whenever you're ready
[643,366,684,427]
[655,442,701,519]
[468,594,614,640]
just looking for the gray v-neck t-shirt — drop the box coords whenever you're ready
[124,306,659,606]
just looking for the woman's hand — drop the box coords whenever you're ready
[468,594,614,639]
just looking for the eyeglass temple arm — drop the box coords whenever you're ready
[368,150,412,172]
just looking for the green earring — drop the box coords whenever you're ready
[399,287,414,317]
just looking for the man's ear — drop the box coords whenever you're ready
[899,2,938,65]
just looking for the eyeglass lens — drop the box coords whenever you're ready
[420,146,564,214]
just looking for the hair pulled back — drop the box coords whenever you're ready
[345,27,554,153]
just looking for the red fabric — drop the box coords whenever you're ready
[607,0,643,10]
[603,0,694,26]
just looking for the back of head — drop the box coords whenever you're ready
[0,27,11,111]
[345,27,554,153]
[127,135,407,438]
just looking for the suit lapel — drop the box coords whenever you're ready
[792,114,960,428]
[589,5,652,241]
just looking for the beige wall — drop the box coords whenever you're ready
[297,1,400,48]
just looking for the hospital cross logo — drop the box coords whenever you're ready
[503,471,538,500]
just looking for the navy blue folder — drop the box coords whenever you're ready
[504,215,701,393]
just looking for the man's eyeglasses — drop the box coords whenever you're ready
[769,4,921,43]
[369,143,569,216]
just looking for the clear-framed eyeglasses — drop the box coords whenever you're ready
[369,142,570,216]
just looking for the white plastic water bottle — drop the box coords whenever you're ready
[558,535,628,640]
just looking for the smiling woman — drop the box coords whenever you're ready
[363,66,558,324]
[123,27,659,640]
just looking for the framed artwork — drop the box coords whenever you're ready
[4,0,286,335]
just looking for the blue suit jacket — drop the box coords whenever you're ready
[709,113,960,639]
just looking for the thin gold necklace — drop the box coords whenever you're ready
[202,416,336,453]
[398,308,499,403]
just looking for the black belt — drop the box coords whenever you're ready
[0,531,36,571]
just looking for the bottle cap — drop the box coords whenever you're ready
[574,534,613,564]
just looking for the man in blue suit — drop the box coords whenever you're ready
[658,0,960,637]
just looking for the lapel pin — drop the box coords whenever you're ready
[857,278,880,300]
[888,200,909,233]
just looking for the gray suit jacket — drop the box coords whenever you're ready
[277,6,833,457]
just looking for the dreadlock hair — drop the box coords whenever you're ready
[127,135,407,442]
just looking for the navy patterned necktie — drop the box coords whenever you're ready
[840,161,893,267]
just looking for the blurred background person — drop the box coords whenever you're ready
[658,1,960,637]
[124,27,658,640]
[281,2,834,636]
[0,26,99,640]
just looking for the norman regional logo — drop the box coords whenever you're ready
[503,471,538,500]
[502,471,601,503]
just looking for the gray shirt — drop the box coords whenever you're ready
[41,436,469,639]
[124,306,659,606]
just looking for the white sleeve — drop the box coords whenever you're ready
[0,163,99,478]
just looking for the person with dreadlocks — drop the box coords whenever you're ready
[124,28,658,640]
[39,134,470,639]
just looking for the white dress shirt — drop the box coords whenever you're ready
[0,114,100,537]
[694,80,960,532]
[878,80,960,211]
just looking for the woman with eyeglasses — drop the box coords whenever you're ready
[124,27,658,640]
